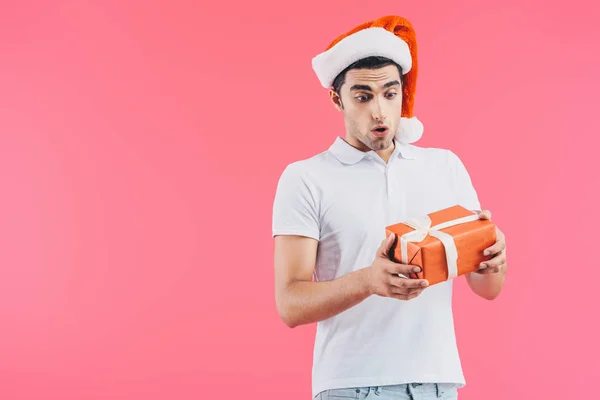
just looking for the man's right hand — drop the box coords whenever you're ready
[365,233,429,301]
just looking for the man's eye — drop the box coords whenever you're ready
[356,95,370,102]
[387,92,397,99]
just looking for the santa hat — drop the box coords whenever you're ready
[312,15,423,144]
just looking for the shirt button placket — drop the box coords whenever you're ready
[386,161,400,222]
[385,161,394,197]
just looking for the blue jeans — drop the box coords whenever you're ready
[315,383,458,399]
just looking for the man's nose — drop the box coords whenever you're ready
[371,99,386,121]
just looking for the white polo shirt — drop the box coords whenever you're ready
[271,136,481,398]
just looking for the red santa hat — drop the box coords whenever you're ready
[312,15,423,144]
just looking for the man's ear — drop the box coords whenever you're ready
[329,89,344,111]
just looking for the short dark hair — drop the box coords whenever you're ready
[332,56,404,94]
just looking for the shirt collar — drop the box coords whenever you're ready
[328,136,417,165]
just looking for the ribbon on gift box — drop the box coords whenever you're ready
[399,211,481,280]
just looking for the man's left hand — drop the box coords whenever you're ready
[475,210,507,274]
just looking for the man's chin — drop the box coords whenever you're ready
[369,135,393,150]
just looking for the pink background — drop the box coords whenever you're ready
[1,1,599,399]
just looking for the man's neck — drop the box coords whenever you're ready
[343,135,396,163]
[376,144,394,164]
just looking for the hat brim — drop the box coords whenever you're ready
[312,27,412,89]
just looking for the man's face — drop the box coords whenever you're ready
[331,64,402,152]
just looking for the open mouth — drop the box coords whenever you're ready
[372,126,389,136]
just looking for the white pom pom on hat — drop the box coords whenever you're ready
[397,116,424,143]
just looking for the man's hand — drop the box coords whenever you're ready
[274,233,431,329]
[365,234,429,300]
[474,210,507,275]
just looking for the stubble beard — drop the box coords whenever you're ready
[349,125,394,152]
[368,135,392,151]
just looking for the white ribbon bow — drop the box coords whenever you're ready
[399,212,480,280]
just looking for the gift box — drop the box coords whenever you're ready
[385,205,497,286]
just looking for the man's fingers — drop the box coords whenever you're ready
[389,276,429,289]
[479,251,506,269]
[476,263,505,274]
[379,233,396,256]
[391,290,423,301]
[385,260,422,276]
[391,286,424,296]
[478,210,492,220]
[483,239,506,257]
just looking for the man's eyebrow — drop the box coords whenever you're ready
[349,84,372,92]
[383,80,401,88]
[349,80,401,92]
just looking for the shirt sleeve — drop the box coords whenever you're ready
[449,150,481,212]
[271,163,320,241]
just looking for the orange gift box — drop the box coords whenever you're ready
[385,205,497,286]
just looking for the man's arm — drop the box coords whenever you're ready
[274,234,429,328]
[274,235,371,328]
[466,212,508,300]
[449,151,508,301]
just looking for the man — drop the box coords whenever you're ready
[272,15,507,400]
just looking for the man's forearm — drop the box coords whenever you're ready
[279,267,373,328]
[466,266,507,300]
